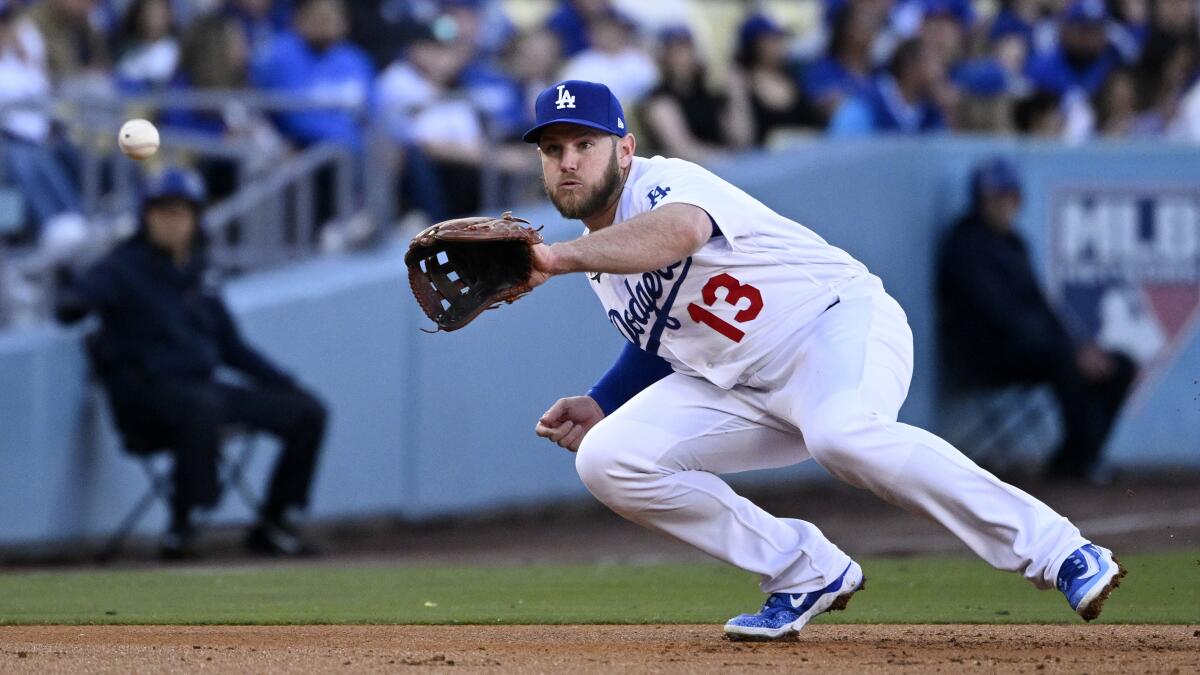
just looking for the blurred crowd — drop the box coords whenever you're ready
[3,0,1200,314]
[2,1,1199,228]
[812,0,1200,140]
[0,0,1196,235]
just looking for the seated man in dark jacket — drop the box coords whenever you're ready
[936,157,1134,481]
[58,167,327,558]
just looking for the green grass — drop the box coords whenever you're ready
[1,551,1196,625]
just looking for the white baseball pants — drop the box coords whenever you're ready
[575,276,1087,594]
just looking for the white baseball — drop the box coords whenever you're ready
[118,119,160,160]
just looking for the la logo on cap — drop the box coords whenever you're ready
[555,84,576,110]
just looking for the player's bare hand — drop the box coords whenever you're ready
[535,395,605,452]
[1076,343,1116,381]
[528,243,556,289]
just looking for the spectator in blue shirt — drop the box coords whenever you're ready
[223,0,293,57]
[250,0,372,231]
[918,1,1023,110]
[985,12,1035,88]
[804,1,881,118]
[440,0,514,60]
[1024,0,1123,96]
[461,28,561,143]
[445,2,536,143]
[988,0,1037,50]
[829,38,948,135]
[951,5,1031,102]
[249,0,374,153]
[544,0,610,58]
[823,0,974,42]
[917,0,970,64]
[888,0,975,40]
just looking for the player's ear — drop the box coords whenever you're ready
[618,133,636,169]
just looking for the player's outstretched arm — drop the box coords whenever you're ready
[535,396,605,453]
[529,203,711,287]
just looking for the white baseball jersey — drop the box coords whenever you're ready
[576,154,1091,605]
[587,155,870,388]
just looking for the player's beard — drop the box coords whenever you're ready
[545,148,621,220]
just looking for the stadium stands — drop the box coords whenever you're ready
[2,0,1199,325]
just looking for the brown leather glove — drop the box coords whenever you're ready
[405,211,544,332]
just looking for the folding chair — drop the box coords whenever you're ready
[939,379,1057,475]
[84,333,264,562]
[956,386,1053,461]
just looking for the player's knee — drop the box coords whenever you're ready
[575,427,623,503]
[802,397,880,471]
[575,422,657,511]
[803,424,855,470]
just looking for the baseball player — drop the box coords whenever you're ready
[525,80,1123,640]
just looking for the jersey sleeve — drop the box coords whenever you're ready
[586,340,674,415]
[628,157,759,246]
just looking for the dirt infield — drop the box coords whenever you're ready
[1,625,1196,674]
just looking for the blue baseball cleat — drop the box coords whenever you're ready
[1057,543,1126,621]
[724,561,865,641]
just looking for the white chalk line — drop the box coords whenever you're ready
[1075,507,1200,537]
[863,507,1200,554]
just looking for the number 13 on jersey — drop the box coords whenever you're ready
[686,273,763,342]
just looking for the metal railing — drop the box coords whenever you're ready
[57,90,369,223]
[0,87,546,327]
[0,91,373,325]
[203,141,356,270]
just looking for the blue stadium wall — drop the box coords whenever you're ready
[2,138,1198,546]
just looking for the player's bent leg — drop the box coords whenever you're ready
[786,283,1120,618]
[574,374,854,599]
[802,387,1126,618]
[801,391,1086,584]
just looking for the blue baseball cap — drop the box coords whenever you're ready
[142,167,207,208]
[659,24,694,45]
[1064,0,1108,25]
[522,80,628,144]
[923,0,976,26]
[971,157,1022,200]
[739,14,788,49]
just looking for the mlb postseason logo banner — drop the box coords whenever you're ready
[1048,183,1200,399]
